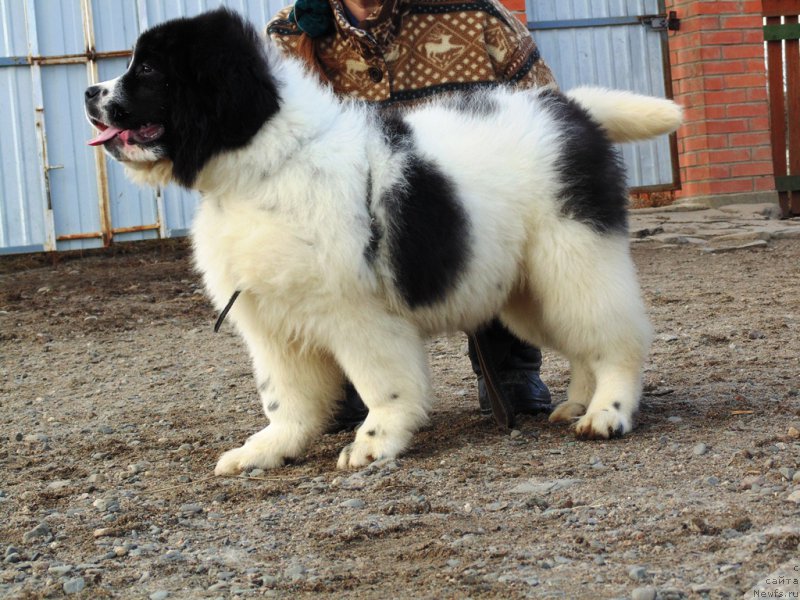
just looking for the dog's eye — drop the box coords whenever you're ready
[139,63,154,75]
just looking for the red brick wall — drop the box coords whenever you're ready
[666,0,774,199]
[500,0,528,25]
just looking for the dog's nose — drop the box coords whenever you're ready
[85,85,103,100]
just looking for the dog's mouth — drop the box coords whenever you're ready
[88,119,165,147]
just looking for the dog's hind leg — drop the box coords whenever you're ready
[214,295,343,475]
[572,359,642,438]
[327,308,431,469]
[502,231,651,439]
[549,358,594,422]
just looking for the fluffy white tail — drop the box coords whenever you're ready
[566,87,683,143]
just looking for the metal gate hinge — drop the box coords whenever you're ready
[647,11,680,31]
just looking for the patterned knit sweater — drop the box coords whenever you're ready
[267,0,555,106]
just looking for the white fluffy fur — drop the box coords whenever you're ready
[568,86,684,143]
[115,45,681,473]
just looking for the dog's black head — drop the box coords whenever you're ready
[84,8,281,186]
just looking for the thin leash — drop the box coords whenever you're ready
[214,290,241,332]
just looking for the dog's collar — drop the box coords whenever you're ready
[214,290,241,333]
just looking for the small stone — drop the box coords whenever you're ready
[524,496,549,511]
[48,564,74,576]
[658,588,686,600]
[179,503,202,515]
[248,468,265,478]
[98,426,114,434]
[485,501,508,512]
[788,426,800,439]
[4,547,18,558]
[509,429,522,438]
[693,443,708,456]
[705,476,720,486]
[87,473,106,484]
[739,475,764,490]
[149,592,169,600]
[284,563,306,581]
[628,566,649,581]
[113,546,128,557]
[3,554,20,564]
[779,467,795,481]
[63,577,85,594]
[161,550,185,563]
[372,458,399,471]
[14,433,23,442]
[93,528,115,538]
[339,498,365,509]
[23,522,51,543]
[667,416,682,424]
[92,497,120,512]
[47,479,71,490]
[786,490,800,504]
[631,586,657,600]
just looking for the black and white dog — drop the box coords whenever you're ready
[84,9,681,474]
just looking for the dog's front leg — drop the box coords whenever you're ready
[214,295,343,475]
[329,310,432,469]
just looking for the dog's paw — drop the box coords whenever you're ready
[574,409,631,440]
[214,443,286,476]
[214,423,314,475]
[548,401,587,423]
[337,442,374,470]
[336,424,411,470]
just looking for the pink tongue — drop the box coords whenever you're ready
[87,126,123,146]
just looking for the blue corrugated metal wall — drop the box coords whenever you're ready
[1,0,677,255]
[526,0,677,190]
[0,0,288,254]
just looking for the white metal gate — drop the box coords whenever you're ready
[526,0,680,192]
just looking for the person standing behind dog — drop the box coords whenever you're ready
[267,0,557,429]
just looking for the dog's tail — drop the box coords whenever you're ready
[566,87,683,143]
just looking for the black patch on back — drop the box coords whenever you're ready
[383,155,469,308]
[540,90,628,233]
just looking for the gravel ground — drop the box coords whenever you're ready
[1,236,799,599]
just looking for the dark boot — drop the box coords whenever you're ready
[469,320,552,415]
[327,382,369,433]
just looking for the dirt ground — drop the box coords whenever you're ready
[1,236,799,599]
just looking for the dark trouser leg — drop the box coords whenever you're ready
[328,319,552,433]
[328,382,369,433]
[468,319,552,415]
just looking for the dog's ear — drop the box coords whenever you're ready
[166,9,281,186]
